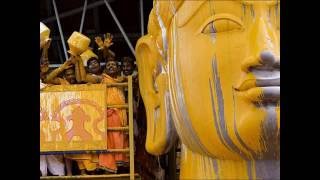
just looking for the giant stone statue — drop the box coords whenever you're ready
[135,0,280,179]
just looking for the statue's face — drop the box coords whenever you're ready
[168,1,279,159]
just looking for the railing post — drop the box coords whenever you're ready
[128,76,134,180]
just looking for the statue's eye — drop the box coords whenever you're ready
[202,22,216,34]
[202,19,242,34]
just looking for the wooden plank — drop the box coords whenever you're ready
[107,82,128,87]
[40,173,141,180]
[41,148,129,155]
[107,126,129,131]
[107,104,128,109]
[107,148,130,153]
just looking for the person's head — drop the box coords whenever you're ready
[40,51,49,81]
[136,0,280,160]
[122,57,135,76]
[87,57,101,74]
[64,67,76,84]
[40,57,49,74]
[105,57,119,77]
[40,39,51,74]
[40,22,50,49]
[40,22,51,74]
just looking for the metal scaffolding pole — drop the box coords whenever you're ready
[42,0,115,23]
[103,0,136,57]
[79,0,88,33]
[140,0,144,36]
[52,0,68,60]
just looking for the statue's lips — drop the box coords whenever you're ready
[236,78,280,91]
[244,86,280,103]
[235,78,280,102]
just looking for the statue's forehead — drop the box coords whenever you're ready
[176,0,242,27]
[176,0,279,27]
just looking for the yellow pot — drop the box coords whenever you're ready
[67,31,91,56]
[40,22,50,44]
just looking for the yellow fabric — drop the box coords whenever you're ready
[70,75,127,172]
[97,74,128,171]
[65,154,98,171]
[80,49,98,67]
[77,160,97,171]
[58,78,70,85]
[101,74,127,126]
[40,84,107,152]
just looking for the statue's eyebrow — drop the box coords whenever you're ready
[177,0,243,28]
[241,0,279,6]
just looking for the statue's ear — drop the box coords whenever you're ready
[135,35,159,99]
[136,35,178,155]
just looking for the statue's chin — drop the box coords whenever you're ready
[170,96,279,160]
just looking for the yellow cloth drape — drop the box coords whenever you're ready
[40,84,107,152]
[98,74,129,172]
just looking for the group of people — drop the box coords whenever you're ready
[40,25,139,176]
